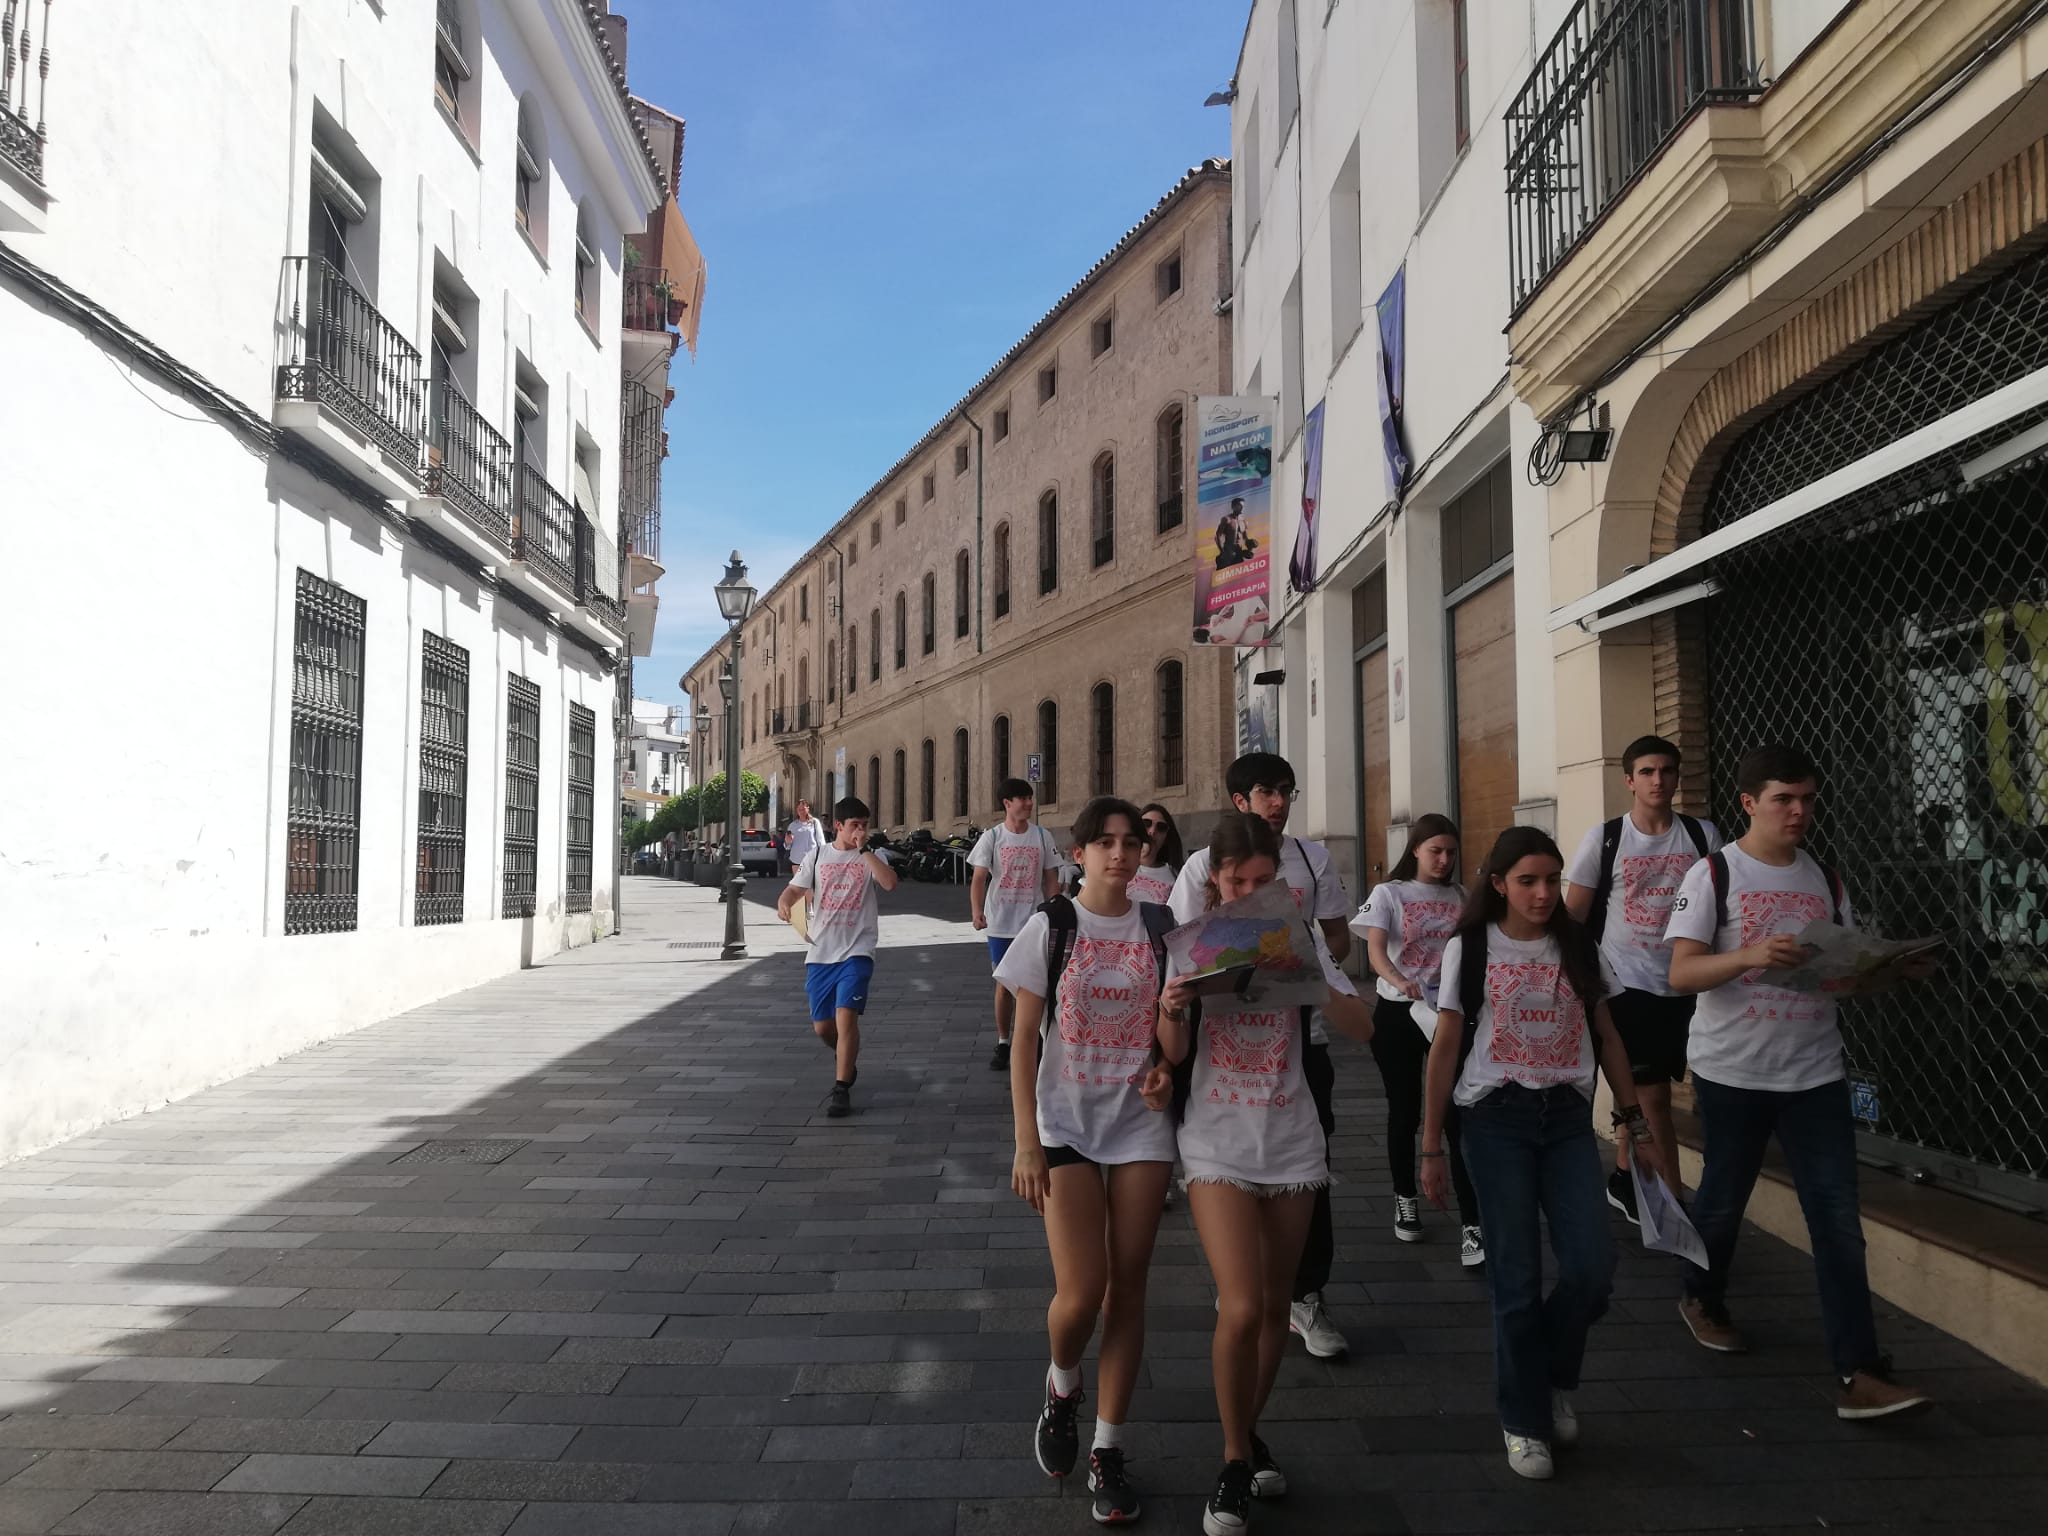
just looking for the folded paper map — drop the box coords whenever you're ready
[1164,882,1331,1010]
[1774,922,1942,994]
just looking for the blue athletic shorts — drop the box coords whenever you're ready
[806,956,874,1022]
[987,936,1015,967]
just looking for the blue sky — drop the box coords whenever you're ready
[612,0,1244,711]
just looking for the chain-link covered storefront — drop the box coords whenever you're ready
[1699,246,2048,1211]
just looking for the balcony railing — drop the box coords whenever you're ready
[575,512,626,634]
[1507,0,1762,314]
[0,0,49,186]
[278,256,426,466]
[513,463,576,594]
[425,380,513,551]
[623,265,675,333]
[620,377,663,564]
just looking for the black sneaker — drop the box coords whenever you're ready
[990,1039,1011,1072]
[827,1082,851,1118]
[1034,1380,1084,1478]
[1606,1167,1640,1226]
[1249,1434,1286,1499]
[1202,1459,1254,1536]
[1087,1445,1141,1524]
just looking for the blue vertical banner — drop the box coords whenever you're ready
[1193,395,1279,647]
[1376,267,1411,502]
[1289,399,1326,595]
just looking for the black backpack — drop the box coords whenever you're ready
[1704,850,1845,932]
[1587,814,1709,941]
[1040,895,1177,1042]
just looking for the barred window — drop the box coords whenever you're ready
[503,674,540,917]
[954,728,970,818]
[993,714,1011,798]
[1038,699,1060,805]
[1091,453,1116,567]
[868,755,881,814]
[566,702,594,913]
[1092,682,1115,796]
[287,571,366,935]
[921,572,936,656]
[1039,491,1060,594]
[1157,660,1184,787]
[416,633,469,925]
[1157,405,1185,532]
[955,549,971,639]
[893,748,907,826]
[994,523,1012,618]
[871,607,882,681]
[920,737,936,823]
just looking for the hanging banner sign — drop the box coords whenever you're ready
[1289,399,1326,596]
[1376,267,1411,502]
[1193,395,1278,648]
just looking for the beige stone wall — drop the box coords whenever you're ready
[685,173,1238,839]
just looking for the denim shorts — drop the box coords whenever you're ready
[987,936,1016,967]
[805,956,874,1021]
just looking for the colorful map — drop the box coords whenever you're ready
[1166,882,1329,1009]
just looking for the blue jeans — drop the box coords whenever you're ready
[1684,1074,1878,1379]
[1459,1084,1616,1440]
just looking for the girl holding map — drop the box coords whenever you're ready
[1154,813,1372,1536]
[1418,827,1671,1483]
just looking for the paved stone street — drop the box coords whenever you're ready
[2,875,2044,1535]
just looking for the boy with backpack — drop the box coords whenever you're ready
[777,796,898,1120]
[1563,735,1720,1223]
[1169,752,1354,1359]
[971,778,1065,1074]
[1664,744,1935,1420]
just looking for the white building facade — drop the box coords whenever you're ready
[0,0,668,1160]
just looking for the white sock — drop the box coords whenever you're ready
[1092,1417,1123,1451]
[1048,1361,1082,1397]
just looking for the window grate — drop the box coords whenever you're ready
[503,674,540,918]
[416,632,469,925]
[1701,245,2048,1201]
[566,701,595,914]
[286,571,366,936]
[1158,662,1184,788]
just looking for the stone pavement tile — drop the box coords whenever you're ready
[273,1495,520,1535]
[434,1364,622,1395]
[729,1500,955,1536]
[424,1460,647,1502]
[503,1505,737,1536]
[490,1313,660,1338]
[361,1423,573,1462]
[847,1457,1054,1499]
[257,1363,451,1393]
[0,1386,148,1419]
[612,1365,794,1397]
[3,1449,246,1491]
[637,1459,854,1504]
[760,1423,960,1461]
[0,1489,92,1535]
[162,1421,386,1457]
[331,1312,499,1337]
[0,1417,190,1452]
[305,1390,507,1424]
[542,1337,723,1366]
[374,1336,558,1365]
[216,1334,396,1363]
[681,1394,876,1428]
[215,1456,448,1498]
[558,1425,765,1463]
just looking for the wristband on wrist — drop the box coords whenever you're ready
[1610,1105,1646,1129]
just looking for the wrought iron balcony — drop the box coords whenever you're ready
[623,265,677,332]
[424,380,513,551]
[277,256,426,466]
[0,1,48,186]
[796,701,815,731]
[575,511,626,635]
[1507,0,1763,314]
[513,463,577,595]
[620,377,664,565]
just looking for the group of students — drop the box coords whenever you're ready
[774,737,1937,1530]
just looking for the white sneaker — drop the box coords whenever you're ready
[1288,1292,1349,1358]
[1503,1431,1554,1480]
[1393,1195,1423,1243]
[1551,1390,1579,1448]
[1459,1225,1485,1268]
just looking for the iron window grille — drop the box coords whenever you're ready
[954,728,971,817]
[868,756,882,812]
[566,702,594,914]
[894,593,907,670]
[1039,492,1060,594]
[1092,455,1116,567]
[416,632,469,925]
[993,716,1011,798]
[870,612,881,681]
[620,377,664,562]
[1157,661,1185,787]
[1038,701,1060,805]
[893,749,907,827]
[921,573,936,656]
[503,674,540,918]
[286,571,367,935]
[1157,405,1186,533]
[994,526,1012,618]
[1700,243,2048,1205]
[920,738,935,823]
[955,551,971,639]
[1092,683,1115,796]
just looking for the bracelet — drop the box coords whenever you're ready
[1627,1121,1654,1145]
[1610,1105,1646,1129]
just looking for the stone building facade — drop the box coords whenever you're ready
[685,163,1237,842]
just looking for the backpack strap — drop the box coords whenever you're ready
[1137,901,1177,984]
[1815,858,1845,926]
[1292,837,1320,915]
[1586,817,1624,942]
[1708,850,1730,934]
[1677,813,1709,861]
[1454,926,1489,1077]
[1038,895,1079,1041]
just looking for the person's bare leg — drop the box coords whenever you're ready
[1043,1164,1109,1374]
[994,982,1015,1044]
[1097,1161,1170,1427]
[1253,1192,1317,1424]
[1637,1080,1680,1192]
[834,1007,860,1083]
[1189,1181,1264,1463]
[811,1016,837,1051]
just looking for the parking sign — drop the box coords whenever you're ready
[1025,752,1044,783]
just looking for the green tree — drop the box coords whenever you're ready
[697,770,768,824]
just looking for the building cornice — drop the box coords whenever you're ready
[512,0,664,231]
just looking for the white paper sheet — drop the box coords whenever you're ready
[1631,1160,1708,1268]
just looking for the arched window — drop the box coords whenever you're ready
[1039,490,1060,594]
[1156,661,1184,786]
[868,755,881,814]
[954,728,971,817]
[954,549,971,640]
[920,572,936,656]
[798,657,810,714]
[826,641,836,703]
[993,714,1011,799]
[870,608,881,681]
[514,97,549,249]
[845,627,857,695]
[1092,682,1116,796]
[846,760,857,801]
[1156,405,1185,532]
[1037,699,1060,805]
[920,738,935,823]
[573,204,598,327]
[893,748,907,826]
[433,0,482,147]
[993,524,1011,618]
[893,591,907,670]
[1091,453,1116,567]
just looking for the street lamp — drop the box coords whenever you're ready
[712,552,757,959]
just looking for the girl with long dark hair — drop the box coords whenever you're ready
[1130,804,1185,904]
[1419,827,1671,1482]
[1155,814,1373,1536]
[1350,813,1481,1260]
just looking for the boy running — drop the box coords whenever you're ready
[778,796,898,1119]
[1169,751,1353,1359]
[970,778,1064,1073]
[1563,735,1720,1223]
[1664,744,1936,1419]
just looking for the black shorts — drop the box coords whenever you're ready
[1043,1144,1097,1170]
[1607,989,1696,1085]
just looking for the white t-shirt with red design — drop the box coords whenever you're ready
[993,903,1175,1166]
[1663,845,1855,1093]
[1564,815,1722,996]
[1127,865,1177,906]
[970,823,1064,938]
[1441,927,1622,1107]
[1175,934,1356,1187]
[790,845,880,966]
[1353,880,1465,1007]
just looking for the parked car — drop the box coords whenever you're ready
[633,852,660,875]
[738,829,781,876]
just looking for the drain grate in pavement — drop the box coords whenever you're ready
[389,1138,529,1166]
[667,941,722,949]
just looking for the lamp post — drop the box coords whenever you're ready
[713,551,757,960]
[693,705,711,864]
